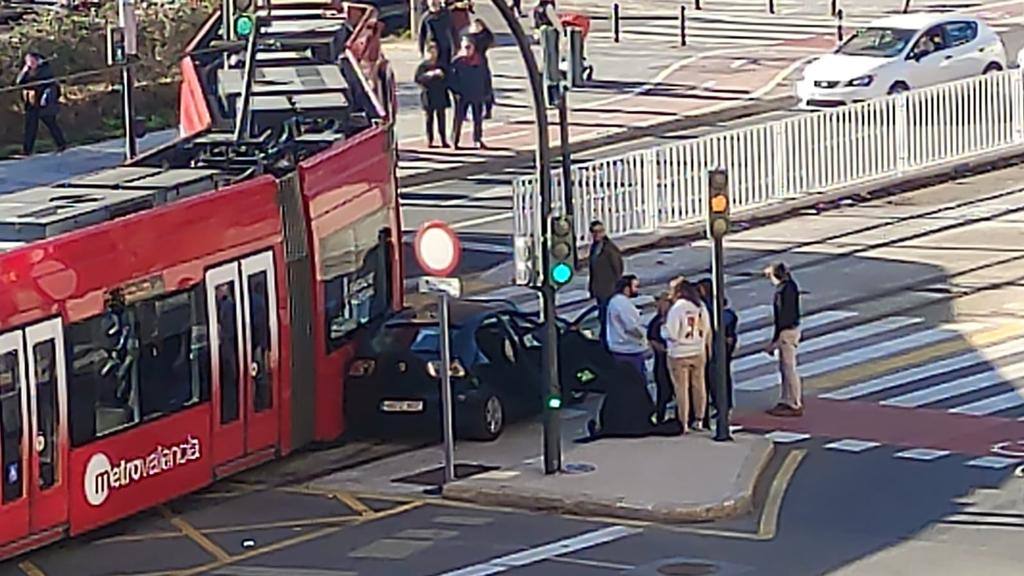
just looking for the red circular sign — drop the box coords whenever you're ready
[414,221,461,277]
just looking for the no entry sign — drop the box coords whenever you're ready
[414,221,461,277]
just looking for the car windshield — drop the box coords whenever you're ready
[837,27,916,57]
[370,323,442,358]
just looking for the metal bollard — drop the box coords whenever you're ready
[679,5,687,46]
[695,0,701,10]
[612,2,621,43]
[902,0,911,13]
[836,9,844,43]
[830,0,837,16]
[768,0,774,14]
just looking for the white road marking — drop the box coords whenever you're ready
[439,526,641,576]
[821,337,1024,401]
[881,360,1024,409]
[949,388,1024,416]
[765,431,811,444]
[734,314,913,373]
[450,213,514,230]
[965,456,1022,469]
[824,439,881,453]
[736,323,985,392]
[894,448,951,462]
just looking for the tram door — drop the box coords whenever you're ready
[205,252,280,469]
[0,319,69,542]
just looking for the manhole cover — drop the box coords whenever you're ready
[562,462,596,474]
[657,561,719,575]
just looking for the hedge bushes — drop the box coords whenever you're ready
[0,0,215,153]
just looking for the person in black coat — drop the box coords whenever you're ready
[415,43,451,148]
[16,52,66,156]
[418,0,455,70]
[467,18,495,119]
[449,37,489,149]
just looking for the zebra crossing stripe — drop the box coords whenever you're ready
[738,304,774,329]
[733,315,916,373]
[964,456,1022,469]
[948,388,1024,417]
[824,439,881,453]
[880,359,1024,409]
[820,337,1024,401]
[894,448,951,461]
[736,322,986,392]
[737,310,857,359]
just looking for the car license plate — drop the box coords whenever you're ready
[380,400,425,413]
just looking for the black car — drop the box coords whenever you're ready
[344,300,619,441]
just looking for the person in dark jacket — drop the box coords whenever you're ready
[694,278,739,427]
[449,37,489,149]
[415,42,451,148]
[16,53,66,156]
[467,18,495,119]
[419,0,455,70]
[647,293,674,423]
[587,220,623,348]
[763,261,802,417]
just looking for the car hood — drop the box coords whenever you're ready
[803,54,891,82]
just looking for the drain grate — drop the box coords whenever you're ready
[657,561,719,575]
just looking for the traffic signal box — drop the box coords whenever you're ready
[548,215,575,289]
[707,169,730,239]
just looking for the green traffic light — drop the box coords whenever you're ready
[546,396,562,409]
[235,15,254,37]
[551,262,573,285]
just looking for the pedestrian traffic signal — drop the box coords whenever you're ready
[106,26,127,66]
[540,26,564,107]
[546,394,562,409]
[548,215,575,289]
[707,169,730,239]
[234,14,255,38]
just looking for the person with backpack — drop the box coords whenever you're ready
[17,52,67,156]
[414,42,451,148]
[662,277,711,433]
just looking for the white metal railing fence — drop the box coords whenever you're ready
[513,69,1024,263]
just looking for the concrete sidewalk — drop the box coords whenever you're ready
[443,434,774,523]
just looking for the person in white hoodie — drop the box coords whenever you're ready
[605,274,648,380]
[662,277,712,433]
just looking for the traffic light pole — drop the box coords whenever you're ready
[711,233,731,442]
[558,92,574,219]
[488,0,560,474]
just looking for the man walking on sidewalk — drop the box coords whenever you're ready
[587,220,623,348]
[606,274,648,381]
[763,262,803,417]
[17,52,67,156]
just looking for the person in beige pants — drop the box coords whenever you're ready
[764,262,803,417]
[662,278,712,432]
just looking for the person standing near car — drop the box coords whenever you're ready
[606,274,648,381]
[647,292,674,424]
[415,42,451,148]
[419,0,455,70]
[17,52,67,156]
[764,262,803,417]
[663,278,711,433]
[587,220,623,349]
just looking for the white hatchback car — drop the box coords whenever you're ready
[797,13,1006,107]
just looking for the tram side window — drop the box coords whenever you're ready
[0,350,24,503]
[33,341,58,489]
[321,209,393,352]
[67,286,211,447]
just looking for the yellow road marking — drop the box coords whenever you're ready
[810,322,1024,391]
[18,561,45,576]
[159,506,232,562]
[171,501,425,576]
[101,514,363,544]
[334,491,374,517]
[758,449,806,539]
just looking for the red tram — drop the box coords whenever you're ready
[0,2,400,558]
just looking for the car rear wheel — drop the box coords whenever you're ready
[467,393,505,441]
[983,62,1003,74]
[888,82,910,95]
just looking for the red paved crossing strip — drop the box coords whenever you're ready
[737,397,1024,457]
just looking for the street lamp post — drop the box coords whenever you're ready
[487,0,561,474]
[117,0,138,160]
